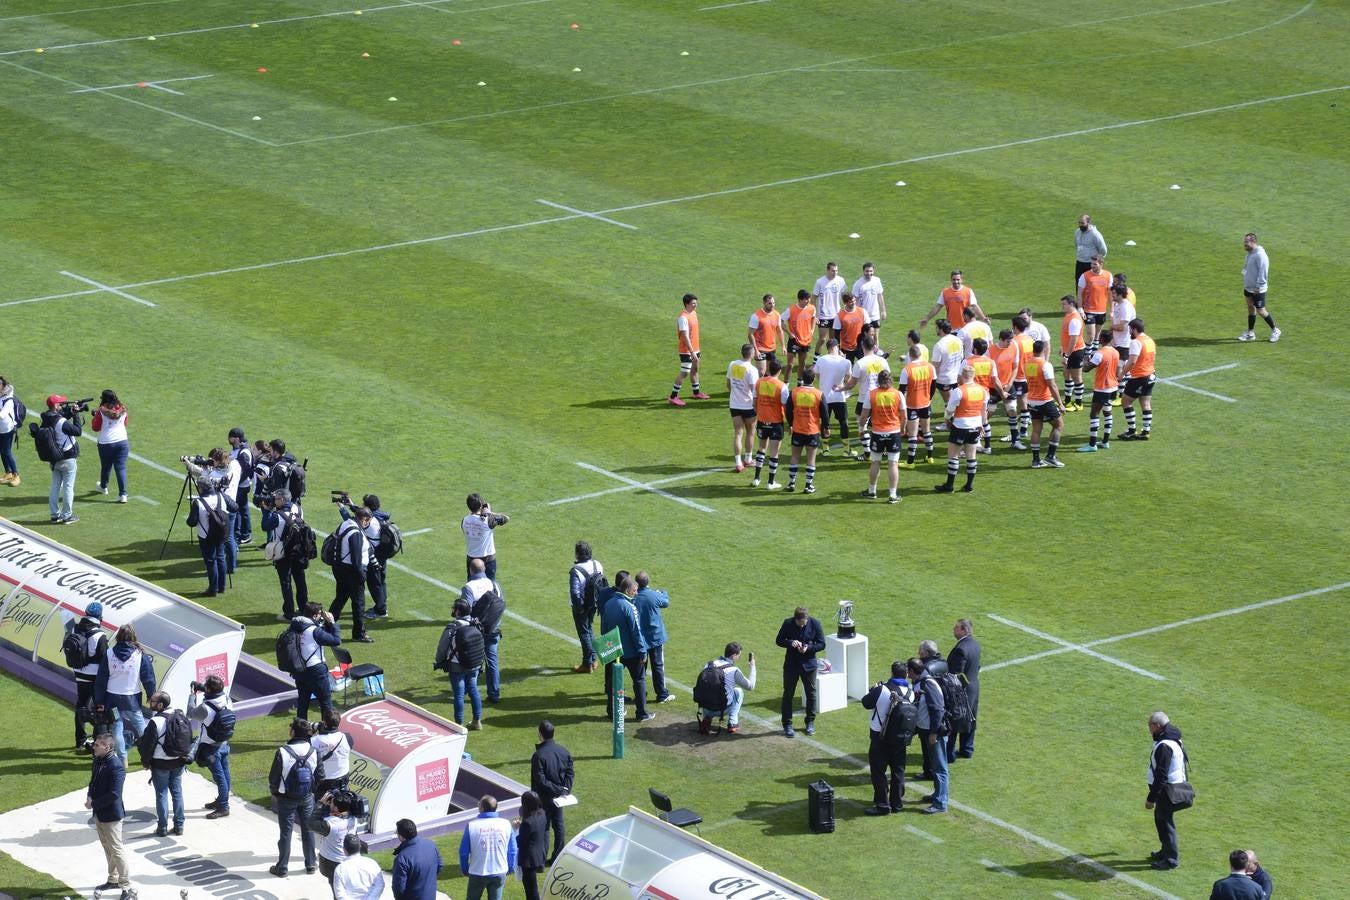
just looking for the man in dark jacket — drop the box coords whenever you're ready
[908,657,948,814]
[776,606,826,738]
[72,602,109,753]
[945,618,981,760]
[633,571,673,704]
[599,572,651,722]
[916,638,948,779]
[268,718,325,878]
[1243,849,1272,898]
[530,720,574,865]
[41,394,83,523]
[86,733,133,898]
[292,603,343,721]
[1146,711,1188,869]
[1210,850,1264,899]
[329,505,374,643]
[391,818,442,900]
[861,661,915,815]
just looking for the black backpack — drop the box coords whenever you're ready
[320,530,339,567]
[139,710,193,764]
[275,628,310,675]
[693,660,733,712]
[61,627,92,668]
[573,565,608,616]
[267,458,307,501]
[377,520,403,558]
[436,619,485,670]
[879,684,918,743]
[4,396,25,429]
[203,700,236,742]
[934,672,973,735]
[284,518,318,564]
[282,745,315,797]
[30,420,62,463]
[204,498,230,543]
[471,587,504,638]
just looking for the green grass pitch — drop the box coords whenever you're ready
[1,0,1347,897]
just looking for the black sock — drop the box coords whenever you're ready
[965,459,977,487]
[1247,314,1256,330]
[1262,313,1275,328]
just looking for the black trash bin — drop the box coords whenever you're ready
[808,780,834,833]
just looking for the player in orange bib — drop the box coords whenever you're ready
[1010,316,1036,449]
[989,329,1021,447]
[935,366,989,493]
[1077,343,1120,452]
[1076,255,1113,352]
[783,290,817,385]
[1024,340,1066,469]
[784,369,827,494]
[751,360,788,488]
[670,293,710,406]
[1120,318,1156,442]
[1060,295,1087,411]
[920,270,989,332]
[898,347,937,467]
[747,293,784,376]
[862,370,906,503]
[965,337,1005,453]
[833,293,867,362]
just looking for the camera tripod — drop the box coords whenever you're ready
[158,472,196,559]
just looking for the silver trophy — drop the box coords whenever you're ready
[836,600,856,639]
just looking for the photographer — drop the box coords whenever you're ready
[462,493,509,579]
[268,717,325,879]
[0,375,22,486]
[330,506,374,644]
[262,488,309,620]
[184,448,242,576]
[94,623,156,762]
[262,439,305,509]
[310,711,353,797]
[92,389,130,503]
[187,674,234,820]
[71,602,110,754]
[138,691,188,837]
[292,602,343,722]
[38,394,85,524]
[312,790,359,888]
[186,477,235,598]
[337,492,392,620]
[228,428,254,545]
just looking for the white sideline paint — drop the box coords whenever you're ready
[407,609,434,621]
[131,494,160,505]
[1156,361,1240,402]
[536,199,638,230]
[574,462,715,513]
[1053,893,1081,900]
[2,86,1344,311]
[100,445,1181,899]
[986,614,1166,681]
[401,527,434,537]
[70,74,214,94]
[905,824,944,844]
[548,468,718,506]
[985,581,1350,672]
[1156,378,1236,402]
[980,859,1021,878]
[701,0,772,10]
[60,271,157,307]
[0,0,191,22]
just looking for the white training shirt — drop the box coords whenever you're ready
[813,274,846,320]
[932,334,964,384]
[850,354,891,407]
[461,513,496,558]
[852,275,884,323]
[726,359,760,410]
[814,354,853,405]
[1027,320,1052,347]
[957,321,992,358]
[1111,299,1136,347]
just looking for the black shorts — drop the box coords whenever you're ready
[1065,349,1086,369]
[788,337,811,354]
[949,427,982,446]
[1010,382,1028,399]
[679,352,700,363]
[817,318,834,330]
[1029,402,1061,421]
[1244,289,1267,308]
[791,432,821,448]
[934,381,956,394]
[870,432,903,455]
[756,422,785,441]
[1085,312,1107,325]
[1092,389,1117,406]
[844,346,863,363]
[755,349,779,366]
[906,408,931,421]
[1123,376,1155,398]
[730,407,755,420]
[826,401,848,424]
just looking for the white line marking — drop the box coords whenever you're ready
[700,0,771,10]
[548,469,719,506]
[406,609,433,621]
[536,199,638,230]
[985,582,1350,672]
[0,287,105,309]
[1163,362,1240,381]
[59,271,157,307]
[399,0,557,14]
[980,859,1021,878]
[904,824,944,843]
[131,495,160,506]
[0,0,190,22]
[148,83,184,95]
[69,74,214,94]
[401,527,434,537]
[1053,893,1080,900]
[986,614,1166,681]
[1155,378,1237,403]
[574,462,714,513]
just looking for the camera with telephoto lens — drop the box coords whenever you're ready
[189,680,207,693]
[181,454,209,466]
[331,490,351,505]
[59,398,94,416]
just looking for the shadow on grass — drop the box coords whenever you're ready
[1153,336,1237,347]
[573,396,712,411]
[993,853,1157,880]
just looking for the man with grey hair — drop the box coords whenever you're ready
[915,641,947,782]
[1146,711,1189,870]
[1238,232,1279,342]
[1074,213,1108,285]
[946,619,981,760]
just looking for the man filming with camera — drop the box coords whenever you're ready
[462,493,509,579]
[336,491,394,620]
[262,488,310,621]
[184,448,243,576]
[187,675,234,820]
[186,477,235,598]
[36,395,87,524]
[330,505,375,643]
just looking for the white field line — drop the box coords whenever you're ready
[548,469,718,506]
[574,462,715,513]
[401,527,434,537]
[2,85,1343,311]
[984,581,1350,672]
[95,443,1181,898]
[986,614,1166,681]
[1163,363,1240,381]
[0,0,190,22]
[0,58,274,146]
[980,859,1021,878]
[1053,893,1081,900]
[398,0,558,14]
[536,199,638,230]
[700,0,771,10]
[905,824,944,844]
[406,609,434,621]
[273,0,1246,146]
[70,74,214,94]
[148,83,184,95]
[60,271,157,307]
[1156,378,1237,403]
[131,495,160,505]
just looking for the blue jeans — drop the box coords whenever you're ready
[97,440,129,495]
[274,792,316,872]
[205,742,231,810]
[151,766,185,830]
[49,457,77,518]
[224,513,239,573]
[700,686,745,727]
[484,635,501,701]
[648,644,668,700]
[0,429,17,475]
[572,604,595,667]
[107,695,145,760]
[200,539,227,594]
[929,735,949,810]
[235,490,251,541]
[450,668,482,724]
[466,873,505,900]
[296,664,333,722]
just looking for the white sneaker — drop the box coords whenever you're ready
[765,482,783,491]
[1045,457,1065,468]
[1269,327,1281,343]
[999,434,1013,442]
[118,494,128,503]
[1237,331,1255,342]
[95,483,108,495]
[750,478,760,487]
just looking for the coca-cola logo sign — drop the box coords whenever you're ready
[341,701,452,768]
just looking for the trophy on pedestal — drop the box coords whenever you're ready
[836,600,856,639]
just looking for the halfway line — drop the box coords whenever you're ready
[574,462,714,513]
[60,271,157,307]
[986,614,1166,681]
[701,0,772,10]
[536,199,638,231]
[548,469,717,506]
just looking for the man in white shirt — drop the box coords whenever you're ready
[852,262,887,344]
[1108,283,1136,401]
[838,336,890,451]
[813,262,846,355]
[333,832,385,900]
[1239,232,1279,342]
[726,344,760,473]
[459,795,517,900]
[462,494,509,580]
[1019,307,1052,349]
[813,340,854,456]
[930,321,965,428]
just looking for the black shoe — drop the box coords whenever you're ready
[804,722,815,735]
[77,740,94,754]
[783,725,795,738]
[205,808,230,819]
[97,882,120,891]
[921,806,946,815]
[920,793,936,803]
[860,489,876,499]
[238,536,253,545]
[638,712,657,722]
[960,484,974,492]
[155,826,167,837]
[204,799,219,810]
[305,865,317,875]
[269,865,287,878]
[864,806,891,816]
[171,825,183,836]
[365,611,387,619]
[956,750,973,758]
[355,635,375,643]
[933,483,954,493]
[1149,850,1165,861]
[914,772,933,781]
[1150,859,1177,870]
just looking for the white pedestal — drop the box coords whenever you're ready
[801,671,848,714]
[826,633,870,700]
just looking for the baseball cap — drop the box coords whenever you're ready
[46,395,67,409]
[85,602,103,619]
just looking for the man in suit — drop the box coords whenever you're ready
[946,618,981,760]
[1210,850,1264,899]
[776,606,825,738]
[1145,711,1188,870]
[1243,849,1272,899]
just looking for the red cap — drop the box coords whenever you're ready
[46,395,67,408]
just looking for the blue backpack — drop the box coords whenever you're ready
[282,745,314,797]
